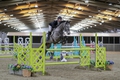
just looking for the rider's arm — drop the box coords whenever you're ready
[48,21,54,32]
[51,20,58,28]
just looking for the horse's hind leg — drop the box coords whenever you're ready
[46,43,51,49]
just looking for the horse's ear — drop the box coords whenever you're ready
[67,21,71,23]
[68,21,71,23]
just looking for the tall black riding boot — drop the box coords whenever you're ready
[47,32,51,41]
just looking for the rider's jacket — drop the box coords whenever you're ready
[49,20,61,29]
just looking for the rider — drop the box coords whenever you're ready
[47,16,63,41]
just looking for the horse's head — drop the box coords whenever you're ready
[64,21,70,35]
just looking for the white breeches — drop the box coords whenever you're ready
[48,25,52,32]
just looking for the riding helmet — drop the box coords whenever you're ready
[57,16,62,20]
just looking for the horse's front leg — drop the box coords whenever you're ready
[59,33,68,44]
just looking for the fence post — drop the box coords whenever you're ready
[43,32,46,75]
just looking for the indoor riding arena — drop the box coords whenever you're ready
[0,0,120,80]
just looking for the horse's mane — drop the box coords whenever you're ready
[60,21,66,23]
[60,20,70,24]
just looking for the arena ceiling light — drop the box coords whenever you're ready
[34,21,45,29]
[70,9,116,32]
[34,4,38,8]
[30,12,44,29]
[10,14,14,17]
[65,3,82,10]
[99,23,102,25]
[94,24,97,26]
[84,0,89,3]
[109,17,112,20]
[70,18,98,30]
[78,7,82,10]
[0,13,21,30]
[17,27,30,30]
[101,10,114,16]
[4,8,7,11]
[0,8,40,31]
[118,14,120,17]
[108,3,112,5]
[95,11,115,21]
[57,8,77,21]
[15,2,45,30]
[2,17,27,30]
[66,4,116,31]
[101,20,104,23]
[14,3,39,10]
